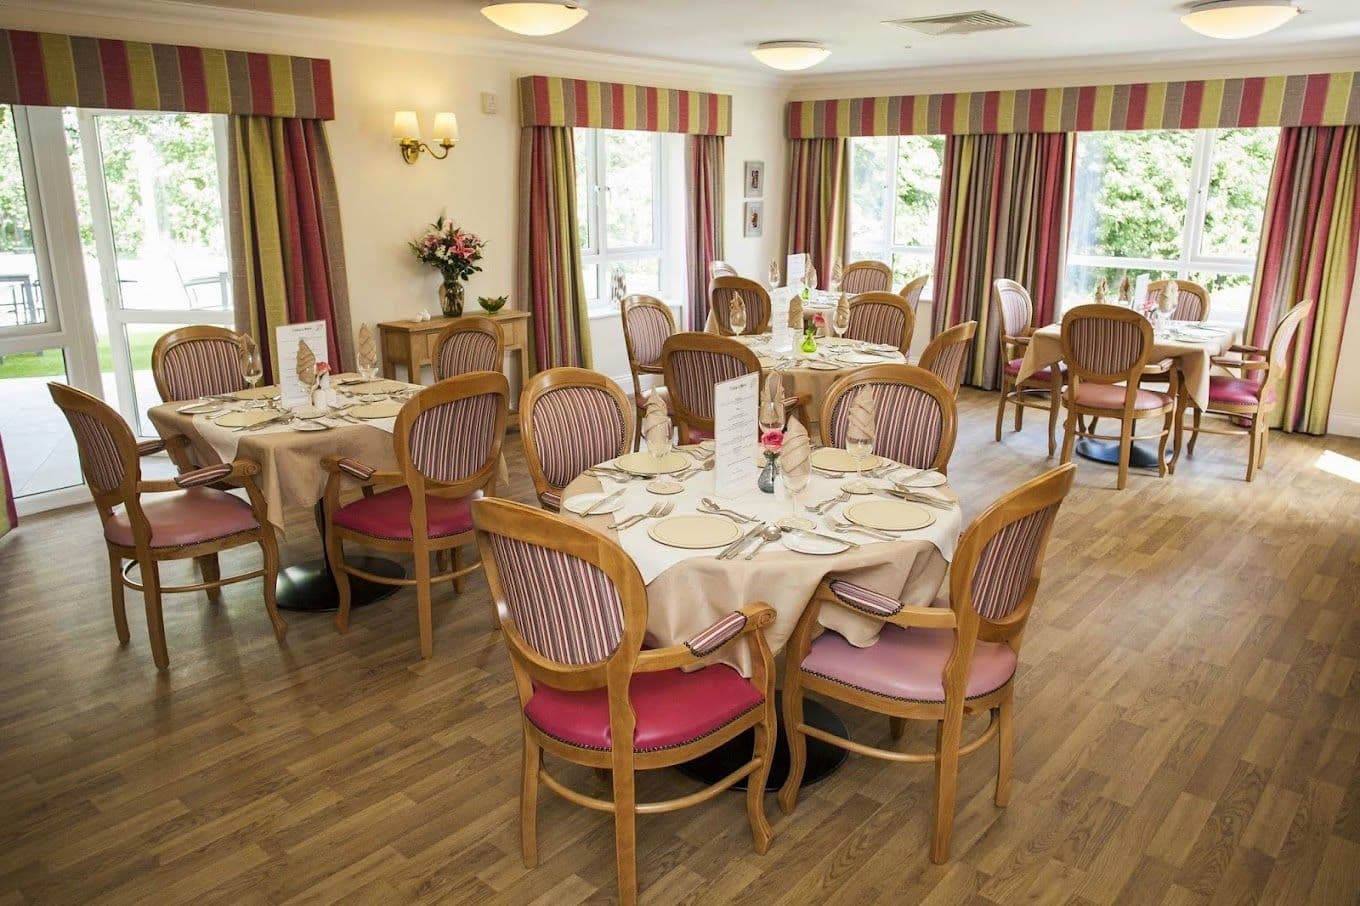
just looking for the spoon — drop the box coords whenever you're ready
[743,524,783,560]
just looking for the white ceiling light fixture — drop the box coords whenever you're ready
[481,1,588,36]
[1180,0,1301,39]
[751,40,831,71]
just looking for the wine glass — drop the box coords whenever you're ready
[645,414,673,471]
[357,348,379,382]
[830,260,843,294]
[238,337,263,406]
[729,298,748,336]
[846,421,874,494]
[759,397,785,435]
[781,467,810,527]
[767,259,781,290]
[832,306,851,340]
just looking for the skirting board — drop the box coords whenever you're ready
[1328,409,1360,438]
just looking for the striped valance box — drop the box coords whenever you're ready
[0,29,334,119]
[788,71,1360,138]
[519,75,731,136]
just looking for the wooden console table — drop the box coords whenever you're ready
[378,310,533,425]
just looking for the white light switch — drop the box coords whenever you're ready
[481,92,498,115]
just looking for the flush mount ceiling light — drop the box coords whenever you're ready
[481,1,588,36]
[751,40,831,71]
[1180,0,1301,39]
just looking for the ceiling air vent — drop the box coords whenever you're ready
[883,10,1029,36]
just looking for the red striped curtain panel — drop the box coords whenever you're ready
[686,135,725,330]
[1246,125,1360,435]
[786,138,848,290]
[933,133,1073,390]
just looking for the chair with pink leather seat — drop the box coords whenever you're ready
[779,463,1076,863]
[620,294,675,449]
[150,324,248,402]
[993,279,1065,455]
[841,259,893,294]
[321,371,508,658]
[48,382,285,671]
[472,497,777,906]
[1177,300,1313,481]
[521,367,634,511]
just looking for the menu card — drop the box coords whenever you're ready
[712,372,759,497]
[771,288,794,352]
[276,320,329,406]
[786,253,810,290]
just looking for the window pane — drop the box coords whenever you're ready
[893,135,944,248]
[1069,130,1194,260]
[1189,271,1253,320]
[0,105,48,329]
[0,347,81,495]
[574,128,594,252]
[890,251,934,297]
[1201,128,1275,259]
[581,261,599,305]
[849,137,893,261]
[1063,264,1166,310]
[613,258,660,296]
[603,131,656,249]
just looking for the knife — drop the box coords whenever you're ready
[582,488,625,517]
[718,524,762,560]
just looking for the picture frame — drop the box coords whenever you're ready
[743,160,764,198]
[743,201,764,238]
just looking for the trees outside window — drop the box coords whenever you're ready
[849,134,945,296]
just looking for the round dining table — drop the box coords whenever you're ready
[734,334,907,430]
[561,445,963,788]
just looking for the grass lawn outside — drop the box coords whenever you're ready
[0,328,162,380]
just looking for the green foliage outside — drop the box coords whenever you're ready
[0,327,161,379]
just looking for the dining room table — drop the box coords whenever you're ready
[146,375,421,612]
[560,442,963,788]
[733,333,907,430]
[1015,316,1242,468]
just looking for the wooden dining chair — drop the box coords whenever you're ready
[708,275,771,336]
[846,291,915,353]
[779,464,1076,863]
[472,497,778,906]
[620,294,675,448]
[898,274,929,319]
[432,316,504,381]
[1177,300,1312,482]
[820,364,957,474]
[707,259,737,283]
[322,372,509,658]
[992,278,1064,456]
[842,259,893,294]
[662,332,769,442]
[918,321,978,398]
[48,383,284,671]
[521,368,634,511]
[1059,305,1178,490]
[151,325,247,402]
[1145,279,1211,322]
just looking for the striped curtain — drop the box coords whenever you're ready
[517,126,591,370]
[1246,125,1360,435]
[227,115,352,380]
[686,134,725,330]
[0,435,15,538]
[786,138,848,289]
[932,131,1073,389]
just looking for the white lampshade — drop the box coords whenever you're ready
[432,112,459,144]
[392,110,420,141]
[481,1,588,36]
[1180,0,1301,39]
[751,41,831,72]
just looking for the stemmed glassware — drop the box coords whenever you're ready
[781,466,810,527]
[357,349,379,382]
[645,414,673,470]
[832,306,850,340]
[767,259,781,290]
[830,260,843,293]
[845,419,875,494]
[238,336,263,407]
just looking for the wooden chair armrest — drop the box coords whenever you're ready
[1142,358,1174,375]
[880,604,958,631]
[634,603,777,673]
[819,580,957,630]
[321,455,401,484]
[1229,343,1266,357]
[136,438,166,456]
[637,363,664,375]
[138,458,260,493]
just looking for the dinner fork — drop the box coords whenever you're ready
[825,515,897,541]
[612,501,673,531]
[807,489,850,514]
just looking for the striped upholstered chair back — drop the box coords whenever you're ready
[846,292,915,353]
[709,276,771,336]
[993,279,1034,340]
[47,383,139,510]
[918,320,978,398]
[151,325,246,402]
[621,294,674,381]
[1144,280,1210,322]
[661,332,760,439]
[1060,304,1154,387]
[432,317,504,381]
[522,368,633,510]
[841,259,893,294]
[898,274,929,317]
[393,371,509,497]
[820,365,957,473]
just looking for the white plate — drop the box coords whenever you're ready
[811,447,883,473]
[293,404,327,419]
[562,492,626,515]
[648,515,742,549]
[805,361,841,371]
[840,352,888,364]
[782,532,849,555]
[895,469,948,489]
[614,451,689,476]
[844,500,935,531]
[292,420,332,432]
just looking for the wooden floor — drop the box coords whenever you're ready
[2,389,1359,905]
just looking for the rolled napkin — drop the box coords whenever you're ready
[761,371,786,423]
[728,292,746,332]
[704,308,721,334]
[847,386,877,443]
[787,294,803,329]
[296,340,316,386]
[835,291,850,325]
[1117,274,1132,303]
[1093,277,1108,304]
[642,392,671,455]
[1159,280,1179,314]
[778,417,811,485]
[357,323,377,369]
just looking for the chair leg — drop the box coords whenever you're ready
[778,685,807,815]
[1117,418,1133,490]
[1089,416,1100,436]
[1246,422,1263,482]
[931,710,964,863]
[108,550,130,645]
[1258,425,1270,468]
[1046,397,1060,457]
[329,533,353,634]
[139,557,169,671]
[994,382,1009,442]
[520,728,540,868]
[746,700,775,855]
[1169,392,1186,475]
[1060,406,1077,465]
[451,547,467,594]
[196,554,223,605]
[1156,410,1171,478]
[416,554,434,659]
[1013,396,1024,432]
[995,687,1015,807]
[1188,406,1202,456]
[259,529,286,642]
[889,716,907,740]
[611,764,639,906]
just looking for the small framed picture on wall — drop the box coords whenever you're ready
[743,161,764,198]
[743,201,764,238]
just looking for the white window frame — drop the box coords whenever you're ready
[847,134,940,299]
[576,127,667,314]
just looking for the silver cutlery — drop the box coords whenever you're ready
[778,525,860,549]
[743,524,783,560]
[885,488,951,509]
[612,500,672,530]
[699,498,757,522]
[808,490,850,514]
[582,488,627,517]
[825,515,897,541]
[588,466,644,481]
[232,415,288,432]
[718,523,764,559]
[675,459,714,480]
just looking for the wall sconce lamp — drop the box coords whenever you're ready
[393,111,459,164]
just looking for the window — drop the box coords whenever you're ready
[848,134,945,296]
[1065,127,1276,320]
[575,128,669,314]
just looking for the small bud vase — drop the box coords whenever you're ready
[758,452,778,493]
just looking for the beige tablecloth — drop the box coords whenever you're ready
[562,455,961,676]
[1016,320,1241,410]
[737,335,906,430]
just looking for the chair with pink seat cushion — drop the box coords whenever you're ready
[619,295,675,449]
[1177,300,1313,482]
[820,364,957,473]
[1145,279,1211,322]
[47,383,284,671]
[708,275,772,336]
[993,279,1065,456]
[841,259,893,294]
[431,316,504,381]
[472,498,777,906]
[150,324,249,403]
[780,464,1076,865]
[521,368,633,511]
[322,371,508,659]
[1058,304,1178,490]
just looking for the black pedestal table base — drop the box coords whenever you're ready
[1074,438,1169,470]
[275,556,406,613]
[677,695,848,791]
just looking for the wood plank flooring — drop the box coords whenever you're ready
[2,389,1358,904]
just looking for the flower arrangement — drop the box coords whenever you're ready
[760,429,785,455]
[410,216,486,316]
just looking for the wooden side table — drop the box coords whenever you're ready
[378,310,533,425]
